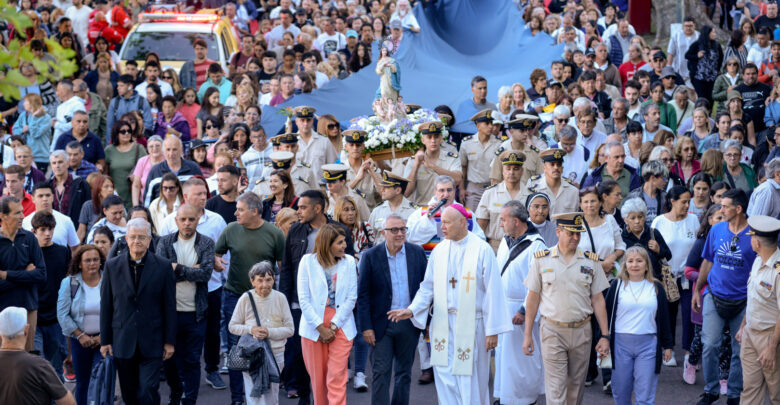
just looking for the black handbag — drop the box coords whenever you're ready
[710,292,747,321]
[246,292,281,382]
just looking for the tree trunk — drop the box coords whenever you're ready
[651,0,731,46]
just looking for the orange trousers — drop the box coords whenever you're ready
[301,306,353,405]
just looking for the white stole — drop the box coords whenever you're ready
[430,237,479,376]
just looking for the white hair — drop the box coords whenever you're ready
[620,197,647,218]
[497,85,512,100]
[0,307,27,339]
[572,97,591,113]
[648,145,672,161]
[766,157,780,179]
[50,150,67,161]
[721,139,743,153]
[126,217,152,236]
[553,104,571,118]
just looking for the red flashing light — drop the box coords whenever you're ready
[140,13,219,23]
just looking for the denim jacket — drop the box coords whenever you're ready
[57,272,102,337]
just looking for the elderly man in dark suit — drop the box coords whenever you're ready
[100,217,177,405]
[357,213,427,405]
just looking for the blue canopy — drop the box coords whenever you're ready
[259,0,563,135]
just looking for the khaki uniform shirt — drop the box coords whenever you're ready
[459,134,502,185]
[489,140,543,186]
[327,189,371,224]
[297,132,338,177]
[403,151,462,206]
[253,161,318,199]
[745,249,780,331]
[346,163,381,210]
[475,182,523,241]
[368,197,417,244]
[521,174,580,216]
[525,246,609,323]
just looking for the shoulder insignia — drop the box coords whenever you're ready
[484,183,497,190]
[300,162,311,168]
[410,202,419,208]
[534,249,551,259]
[775,262,780,272]
[297,176,309,184]
[585,251,599,261]
[494,146,505,156]
[529,145,540,153]
[530,174,542,181]
[264,161,272,167]
[255,177,265,185]
[563,177,575,185]
[448,140,457,146]
[447,151,458,158]
[354,188,366,198]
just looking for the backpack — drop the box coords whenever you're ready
[87,355,116,405]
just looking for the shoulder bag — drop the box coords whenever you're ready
[649,226,680,302]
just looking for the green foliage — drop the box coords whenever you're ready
[0,0,79,101]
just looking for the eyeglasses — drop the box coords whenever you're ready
[162,75,172,80]
[82,258,101,264]
[206,125,215,130]
[245,112,259,117]
[162,186,178,191]
[660,158,673,163]
[385,227,408,234]
[730,235,739,252]
[682,147,694,151]
[118,129,131,134]
[327,123,339,129]
[727,62,738,66]
[556,118,568,124]
[724,152,740,158]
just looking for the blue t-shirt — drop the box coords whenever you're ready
[702,222,756,300]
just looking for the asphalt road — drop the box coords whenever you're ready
[68,316,728,404]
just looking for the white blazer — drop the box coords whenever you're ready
[296,253,358,341]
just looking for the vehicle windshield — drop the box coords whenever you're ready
[121,31,219,61]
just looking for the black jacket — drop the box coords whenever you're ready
[63,175,91,227]
[100,251,176,359]
[356,242,427,342]
[261,196,298,223]
[279,218,354,305]
[0,228,47,311]
[155,232,214,322]
[620,226,672,280]
[603,279,674,374]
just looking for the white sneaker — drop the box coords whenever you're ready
[663,355,678,367]
[354,372,368,392]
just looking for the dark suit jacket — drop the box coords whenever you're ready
[100,251,176,359]
[356,242,427,342]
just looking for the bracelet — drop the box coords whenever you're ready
[75,332,85,340]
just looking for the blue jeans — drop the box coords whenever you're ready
[164,312,206,405]
[34,322,65,381]
[222,289,244,403]
[611,333,658,405]
[69,336,102,405]
[702,293,744,398]
[352,316,369,374]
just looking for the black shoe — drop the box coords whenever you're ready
[726,397,740,405]
[602,380,612,395]
[418,368,434,385]
[696,393,720,405]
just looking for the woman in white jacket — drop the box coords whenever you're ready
[297,223,357,405]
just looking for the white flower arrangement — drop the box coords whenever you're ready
[349,109,448,154]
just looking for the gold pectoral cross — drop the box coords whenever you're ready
[462,272,475,292]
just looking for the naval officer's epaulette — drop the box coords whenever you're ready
[584,251,599,261]
[534,249,550,258]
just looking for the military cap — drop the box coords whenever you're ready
[470,109,494,123]
[404,104,422,114]
[294,106,316,119]
[278,133,299,144]
[507,114,540,130]
[269,135,283,147]
[501,150,526,166]
[553,212,586,233]
[269,151,294,170]
[343,129,367,144]
[378,172,409,190]
[747,215,780,238]
[420,121,443,136]
[540,148,566,163]
[322,164,348,182]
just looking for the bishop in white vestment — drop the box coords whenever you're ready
[493,202,547,405]
[390,205,511,405]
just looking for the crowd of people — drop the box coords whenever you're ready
[1,0,780,405]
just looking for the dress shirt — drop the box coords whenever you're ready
[386,243,411,310]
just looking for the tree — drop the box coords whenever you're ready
[651,0,731,45]
[0,0,78,101]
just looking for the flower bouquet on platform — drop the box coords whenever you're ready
[349,107,450,161]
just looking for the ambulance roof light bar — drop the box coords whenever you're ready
[139,13,220,23]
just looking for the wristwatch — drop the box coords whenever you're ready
[601,334,611,340]
[330,323,339,331]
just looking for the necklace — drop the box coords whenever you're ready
[626,280,646,303]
